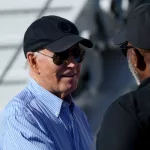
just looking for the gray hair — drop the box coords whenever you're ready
[127,57,140,85]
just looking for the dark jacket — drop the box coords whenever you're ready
[98,77,150,150]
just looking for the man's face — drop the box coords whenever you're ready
[35,44,83,98]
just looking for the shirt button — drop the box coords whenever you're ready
[55,112,59,116]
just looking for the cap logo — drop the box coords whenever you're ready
[58,22,72,33]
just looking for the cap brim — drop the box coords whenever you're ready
[45,34,93,52]
[113,28,127,45]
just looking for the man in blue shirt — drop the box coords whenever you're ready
[0,15,94,150]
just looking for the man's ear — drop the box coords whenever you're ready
[131,49,146,71]
[26,52,39,74]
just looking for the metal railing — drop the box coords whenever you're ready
[0,0,72,85]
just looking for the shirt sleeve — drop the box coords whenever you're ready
[3,116,56,150]
[97,100,143,150]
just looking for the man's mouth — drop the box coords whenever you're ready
[61,73,77,78]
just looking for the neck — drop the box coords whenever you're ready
[30,73,70,100]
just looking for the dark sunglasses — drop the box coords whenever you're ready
[37,48,85,66]
[120,42,134,56]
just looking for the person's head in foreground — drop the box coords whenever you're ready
[114,3,150,85]
[24,15,93,100]
[97,4,150,150]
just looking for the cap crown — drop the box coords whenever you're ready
[23,15,79,56]
[126,3,150,49]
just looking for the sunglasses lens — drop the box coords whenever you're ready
[52,48,85,66]
[53,51,68,65]
[122,49,127,56]
[120,45,127,56]
[73,49,85,63]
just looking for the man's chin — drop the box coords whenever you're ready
[66,84,77,92]
[61,83,77,94]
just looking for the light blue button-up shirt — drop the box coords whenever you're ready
[0,78,94,150]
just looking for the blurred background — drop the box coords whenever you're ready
[0,0,148,149]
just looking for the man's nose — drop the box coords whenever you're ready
[65,55,77,67]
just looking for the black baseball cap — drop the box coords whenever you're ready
[23,15,93,58]
[113,3,150,49]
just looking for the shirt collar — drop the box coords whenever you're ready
[27,77,73,117]
[62,95,75,112]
